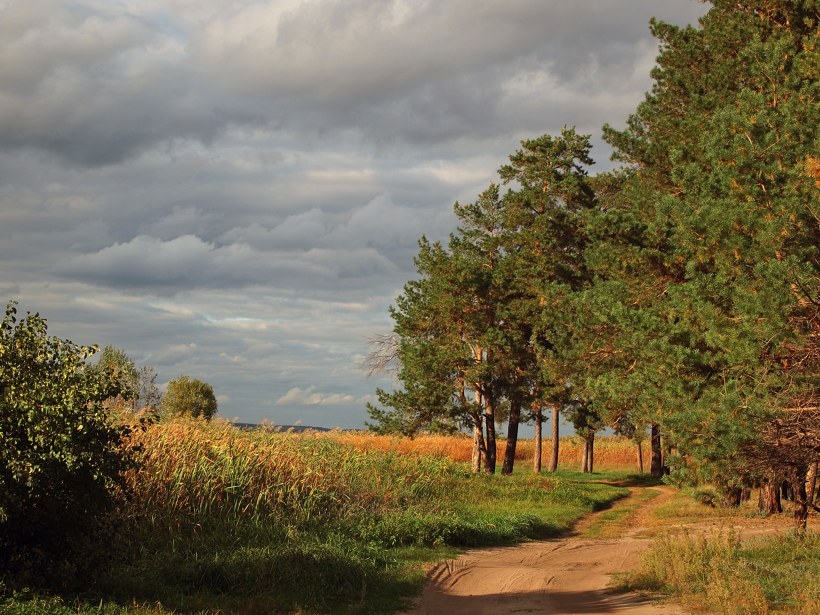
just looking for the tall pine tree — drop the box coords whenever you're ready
[596,0,818,508]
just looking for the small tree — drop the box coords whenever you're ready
[0,302,132,581]
[95,345,161,412]
[162,375,217,420]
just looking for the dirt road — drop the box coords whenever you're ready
[402,486,684,615]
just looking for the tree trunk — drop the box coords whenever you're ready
[484,400,497,474]
[723,487,743,508]
[635,441,644,474]
[807,462,818,506]
[758,477,782,515]
[781,480,793,501]
[533,408,543,474]
[581,437,589,473]
[586,431,595,473]
[792,466,810,530]
[471,414,484,474]
[502,400,521,475]
[650,423,663,478]
[548,405,559,473]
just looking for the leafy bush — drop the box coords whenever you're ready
[0,302,132,584]
[162,375,217,419]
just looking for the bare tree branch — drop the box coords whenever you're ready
[363,332,400,377]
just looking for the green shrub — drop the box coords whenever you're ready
[0,302,132,586]
[162,375,217,419]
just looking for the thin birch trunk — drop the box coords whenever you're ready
[650,423,663,478]
[533,408,543,474]
[502,400,521,475]
[581,437,589,473]
[471,416,483,474]
[548,405,559,473]
[792,466,810,530]
[587,431,595,473]
[806,462,818,506]
[636,441,644,474]
[484,398,497,474]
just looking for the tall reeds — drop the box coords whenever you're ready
[121,417,464,529]
[329,431,642,470]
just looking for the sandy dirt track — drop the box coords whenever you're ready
[401,486,685,615]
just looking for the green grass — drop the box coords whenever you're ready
[581,487,660,539]
[1,421,631,614]
[618,530,820,614]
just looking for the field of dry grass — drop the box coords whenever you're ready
[90,417,630,614]
[328,431,644,471]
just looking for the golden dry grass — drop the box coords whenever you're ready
[328,431,644,471]
[118,417,643,534]
[119,417,464,527]
[121,417,360,525]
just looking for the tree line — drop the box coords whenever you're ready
[367,0,819,527]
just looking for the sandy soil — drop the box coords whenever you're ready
[400,485,796,615]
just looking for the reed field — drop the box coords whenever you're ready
[0,417,632,615]
[330,431,644,471]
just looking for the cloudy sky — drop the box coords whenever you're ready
[0,0,707,428]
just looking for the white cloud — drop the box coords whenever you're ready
[150,342,199,365]
[275,386,357,407]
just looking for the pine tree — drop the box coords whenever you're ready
[596,1,819,506]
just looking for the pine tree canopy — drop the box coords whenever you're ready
[369,1,818,490]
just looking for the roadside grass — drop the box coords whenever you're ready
[654,490,735,520]
[618,530,820,615]
[1,418,633,615]
[0,592,172,615]
[646,485,772,532]
[614,482,820,615]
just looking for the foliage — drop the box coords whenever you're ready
[95,345,138,398]
[370,129,599,475]
[0,302,132,584]
[372,0,819,492]
[592,0,819,491]
[161,374,217,420]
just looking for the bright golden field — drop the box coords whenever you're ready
[329,431,644,470]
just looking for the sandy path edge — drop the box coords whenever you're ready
[399,485,684,615]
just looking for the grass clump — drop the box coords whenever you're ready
[620,530,820,615]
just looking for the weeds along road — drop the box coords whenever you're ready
[401,484,686,615]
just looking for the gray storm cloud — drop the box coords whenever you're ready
[56,234,400,295]
[0,0,705,165]
[0,0,708,427]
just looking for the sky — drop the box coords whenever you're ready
[0,0,708,429]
